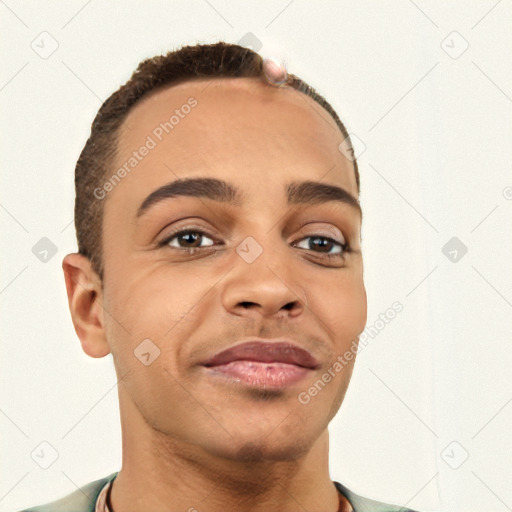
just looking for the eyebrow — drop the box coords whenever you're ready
[136,177,362,219]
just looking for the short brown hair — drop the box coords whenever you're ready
[74,41,359,281]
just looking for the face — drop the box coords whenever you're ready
[100,76,367,462]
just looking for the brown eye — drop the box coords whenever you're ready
[161,229,215,249]
[294,235,348,258]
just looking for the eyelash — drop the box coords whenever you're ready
[158,227,352,260]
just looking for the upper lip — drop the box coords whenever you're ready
[201,340,320,370]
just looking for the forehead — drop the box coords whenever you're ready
[109,76,358,215]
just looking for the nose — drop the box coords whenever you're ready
[221,248,308,320]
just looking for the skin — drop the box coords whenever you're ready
[63,75,367,512]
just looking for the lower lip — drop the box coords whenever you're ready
[203,360,312,389]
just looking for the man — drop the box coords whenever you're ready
[21,41,419,512]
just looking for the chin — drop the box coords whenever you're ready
[208,432,314,463]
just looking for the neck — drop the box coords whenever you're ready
[109,386,351,512]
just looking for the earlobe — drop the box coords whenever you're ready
[62,253,111,358]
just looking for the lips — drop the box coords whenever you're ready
[201,340,320,370]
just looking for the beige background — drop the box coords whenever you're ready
[1,1,511,511]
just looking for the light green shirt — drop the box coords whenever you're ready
[19,472,420,512]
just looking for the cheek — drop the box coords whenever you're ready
[102,263,217,372]
[338,283,367,334]
[307,271,367,341]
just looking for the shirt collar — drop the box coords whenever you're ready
[94,477,353,512]
[95,479,112,512]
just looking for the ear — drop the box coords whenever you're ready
[62,253,111,358]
